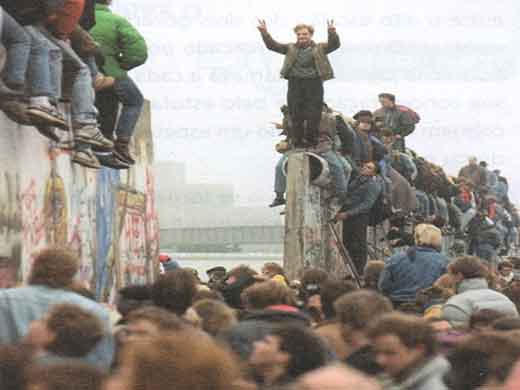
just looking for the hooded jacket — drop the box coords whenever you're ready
[89,4,148,78]
[379,355,450,390]
[260,30,340,81]
[442,278,518,328]
[379,246,449,303]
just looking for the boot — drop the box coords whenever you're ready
[96,153,130,170]
[72,149,101,169]
[74,123,114,151]
[27,104,68,130]
[113,136,135,165]
[269,193,286,208]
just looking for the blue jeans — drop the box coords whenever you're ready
[40,29,97,125]
[274,155,288,194]
[24,26,61,97]
[321,150,348,200]
[95,77,144,138]
[1,10,31,87]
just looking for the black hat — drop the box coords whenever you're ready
[207,266,226,275]
[353,110,373,121]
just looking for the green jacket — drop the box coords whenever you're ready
[89,4,148,79]
[260,30,340,81]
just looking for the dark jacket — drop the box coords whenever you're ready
[260,30,340,81]
[378,246,449,303]
[343,175,382,217]
[345,345,383,376]
[79,0,95,29]
[241,305,311,327]
[0,0,63,25]
[374,106,415,137]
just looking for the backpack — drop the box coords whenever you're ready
[369,176,393,227]
[396,105,421,124]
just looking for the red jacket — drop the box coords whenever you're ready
[48,0,85,40]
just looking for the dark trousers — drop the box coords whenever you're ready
[287,78,323,146]
[342,213,369,275]
[95,77,144,139]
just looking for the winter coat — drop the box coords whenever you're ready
[374,107,415,138]
[379,246,449,303]
[260,30,340,81]
[388,167,416,214]
[89,4,148,79]
[379,355,450,390]
[442,278,518,328]
[343,175,382,218]
[47,0,85,40]
[0,285,114,369]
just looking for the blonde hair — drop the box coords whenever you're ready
[415,224,442,250]
[293,23,315,35]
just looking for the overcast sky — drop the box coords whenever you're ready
[112,0,520,206]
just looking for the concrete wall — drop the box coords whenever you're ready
[0,101,159,302]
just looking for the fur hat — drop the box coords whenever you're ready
[353,110,373,121]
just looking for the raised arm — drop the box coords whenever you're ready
[257,19,289,55]
[323,19,340,54]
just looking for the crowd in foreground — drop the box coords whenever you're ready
[3,244,520,390]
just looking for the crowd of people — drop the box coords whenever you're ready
[261,21,519,277]
[0,0,147,169]
[3,246,520,390]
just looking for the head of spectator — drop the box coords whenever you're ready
[293,23,314,46]
[28,247,79,289]
[360,161,380,177]
[353,110,374,132]
[380,128,395,147]
[319,279,357,321]
[206,266,227,286]
[469,309,507,333]
[369,313,448,386]
[297,364,382,390]
[334,291,393,375]
[0,345,31,390]
[121,306,187,343]
[448,256,488,290]
[192,299,237,336]
[261,262,287,285]
[220,265,258,309]
[249,324,329,386]
[193,288,224,303]
[364,260,385,290]
[414,223,442,251]
[25,303,104,358]
[116,284,153,320]
[152,269,198,316]
[26,363,105,390]
[378,93,396,109]
[445,333,520,390]
[498,260,514,279]
[242,280,295,310]
[108,330,239,390]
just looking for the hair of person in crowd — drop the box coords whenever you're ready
[26,362,106,390]
[296,364,382,390]
[363,260,386,290]
[378,92,396,102]
[124,306,187,336]
[241,280,295,310]
[152,268,198,316]
[0,345,31,390]
[469,309,508,333]
[193,288,225,303]
[334,290,393,332]
[368,312,438,359]
[414,223,442,251]
[293,23,315,35]
[319,279,357,320]
[112,330,240,390]
[117,284,153,319]
[449,256,488,280]
[28,247,79,288]
[493,317,520,332]
[445,332,520,390]
[37,303,104,358]
[192,299,237,336]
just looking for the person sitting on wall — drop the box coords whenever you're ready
[257,19,340,147]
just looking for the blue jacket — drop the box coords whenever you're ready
[0,285,114,370]
[344,175,382,218]
[379,247,449,303]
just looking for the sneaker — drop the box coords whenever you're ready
[96,153,130,170]
[114,137,135,165]
[72,149,101,169]
[35,125,60,143]
[74,124,114,151]
[26,105,68,130]
[269,197,286,208]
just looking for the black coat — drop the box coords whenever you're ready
[0,0,64,25]
[79,0,96,30]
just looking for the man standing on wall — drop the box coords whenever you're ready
[258,19,340,147]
